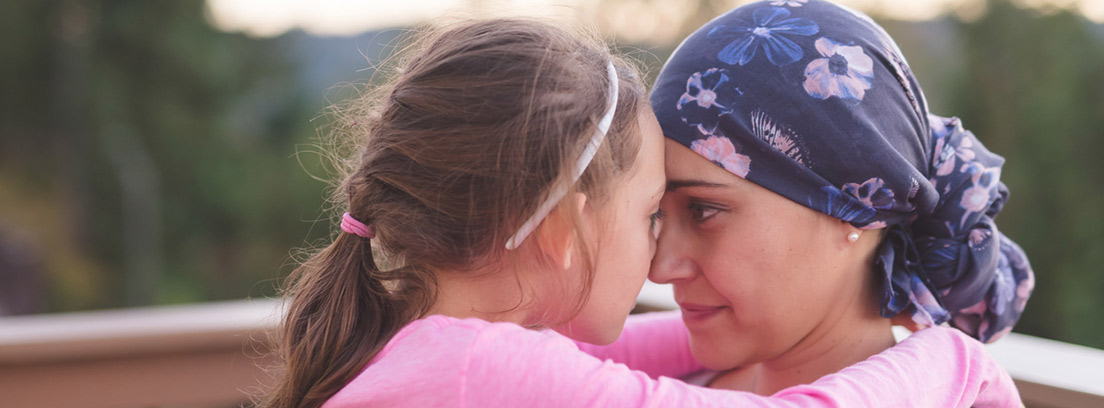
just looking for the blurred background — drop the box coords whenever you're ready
[1,0,1101,354]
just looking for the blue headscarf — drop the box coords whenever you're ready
[650,0,1034,343]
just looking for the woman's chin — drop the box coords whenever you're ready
[689,339,752,371]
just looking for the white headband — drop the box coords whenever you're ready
[505,61,620,250]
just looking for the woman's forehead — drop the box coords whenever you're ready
[663,139,737,186]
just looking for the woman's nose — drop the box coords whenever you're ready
[649,222,696,284]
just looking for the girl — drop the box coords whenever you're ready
[649,0,1033,400]
[263,17,1016,408]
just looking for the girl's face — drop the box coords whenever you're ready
[557,109,666,345]
[649,140,874,369]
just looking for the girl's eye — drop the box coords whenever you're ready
[688,203,720,222]
[649,208,665,238]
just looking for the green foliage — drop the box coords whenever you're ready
[947,1,1104,348]
[0,0,330,311]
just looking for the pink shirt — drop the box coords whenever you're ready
[325,311,1021,407]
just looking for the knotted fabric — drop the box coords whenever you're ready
[649,0,1034,342]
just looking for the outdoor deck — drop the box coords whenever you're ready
[1,283,1100,407]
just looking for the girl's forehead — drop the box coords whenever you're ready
[622,111,667,196]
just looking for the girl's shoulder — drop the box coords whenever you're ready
[393,314,564,347]
[374,314,563,366]
[325,316,576,407]
[324,315,574,408]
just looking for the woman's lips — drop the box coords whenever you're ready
[678,302,726,323]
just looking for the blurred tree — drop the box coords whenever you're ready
[0,0,328,312]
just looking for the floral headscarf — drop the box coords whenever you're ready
[650,0,1034,343]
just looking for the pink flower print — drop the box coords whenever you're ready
[861,220,887,230]
[933,137,956,177]
[908,275,947,327]
[803,37,874,101]
[953,300,990,339]
[959,137,976,159]
[932,133,977,178]
[968,228,991,248]
[960,184,991,213]
[1015,270,1035,312]
[958,300,988,316]
[909,309,934,328]
[958,166,1001,228]
[841,177,895,209]
[691,136,751,178]
[696,89,717,108]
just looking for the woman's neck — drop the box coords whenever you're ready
[708,304,896,395]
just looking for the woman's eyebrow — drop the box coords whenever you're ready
[666,179,730,192]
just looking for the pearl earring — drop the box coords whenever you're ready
[847,232,860,243]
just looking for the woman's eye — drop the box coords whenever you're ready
[649,208,665,237]
[688,203,719,222]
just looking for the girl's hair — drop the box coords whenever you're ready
[262,18,645,408]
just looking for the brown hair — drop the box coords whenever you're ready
[262,18,645,408]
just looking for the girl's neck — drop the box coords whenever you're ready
[425,268,535,326]
[708,305,896,395]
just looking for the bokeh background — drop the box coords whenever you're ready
[1,0,1102,350]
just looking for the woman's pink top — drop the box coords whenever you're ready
[324,311,1021,407]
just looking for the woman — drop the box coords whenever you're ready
[648,0,1034,396]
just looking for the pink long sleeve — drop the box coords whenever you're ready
[573,311,1020,407]
[324,315,1020,407]
[774,328,1021,407]
[571,310,702,379]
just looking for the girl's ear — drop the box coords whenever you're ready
[535,192,588,270]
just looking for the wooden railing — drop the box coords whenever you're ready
[1,283,1101,407]
[0,300,281,408]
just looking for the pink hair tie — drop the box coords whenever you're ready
[341,212,375,239]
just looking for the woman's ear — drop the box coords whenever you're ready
[535,193,588,270]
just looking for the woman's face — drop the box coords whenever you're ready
[557,109,666,345]
[650,140,873,370]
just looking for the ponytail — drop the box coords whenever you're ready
[263,232,412,408]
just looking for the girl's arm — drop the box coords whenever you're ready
[467,324,1020,407]
[571,310,703,379]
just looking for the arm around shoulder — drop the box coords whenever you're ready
[461,322,1017,407]
[774,326,1022,408]
[571,310,702,379]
